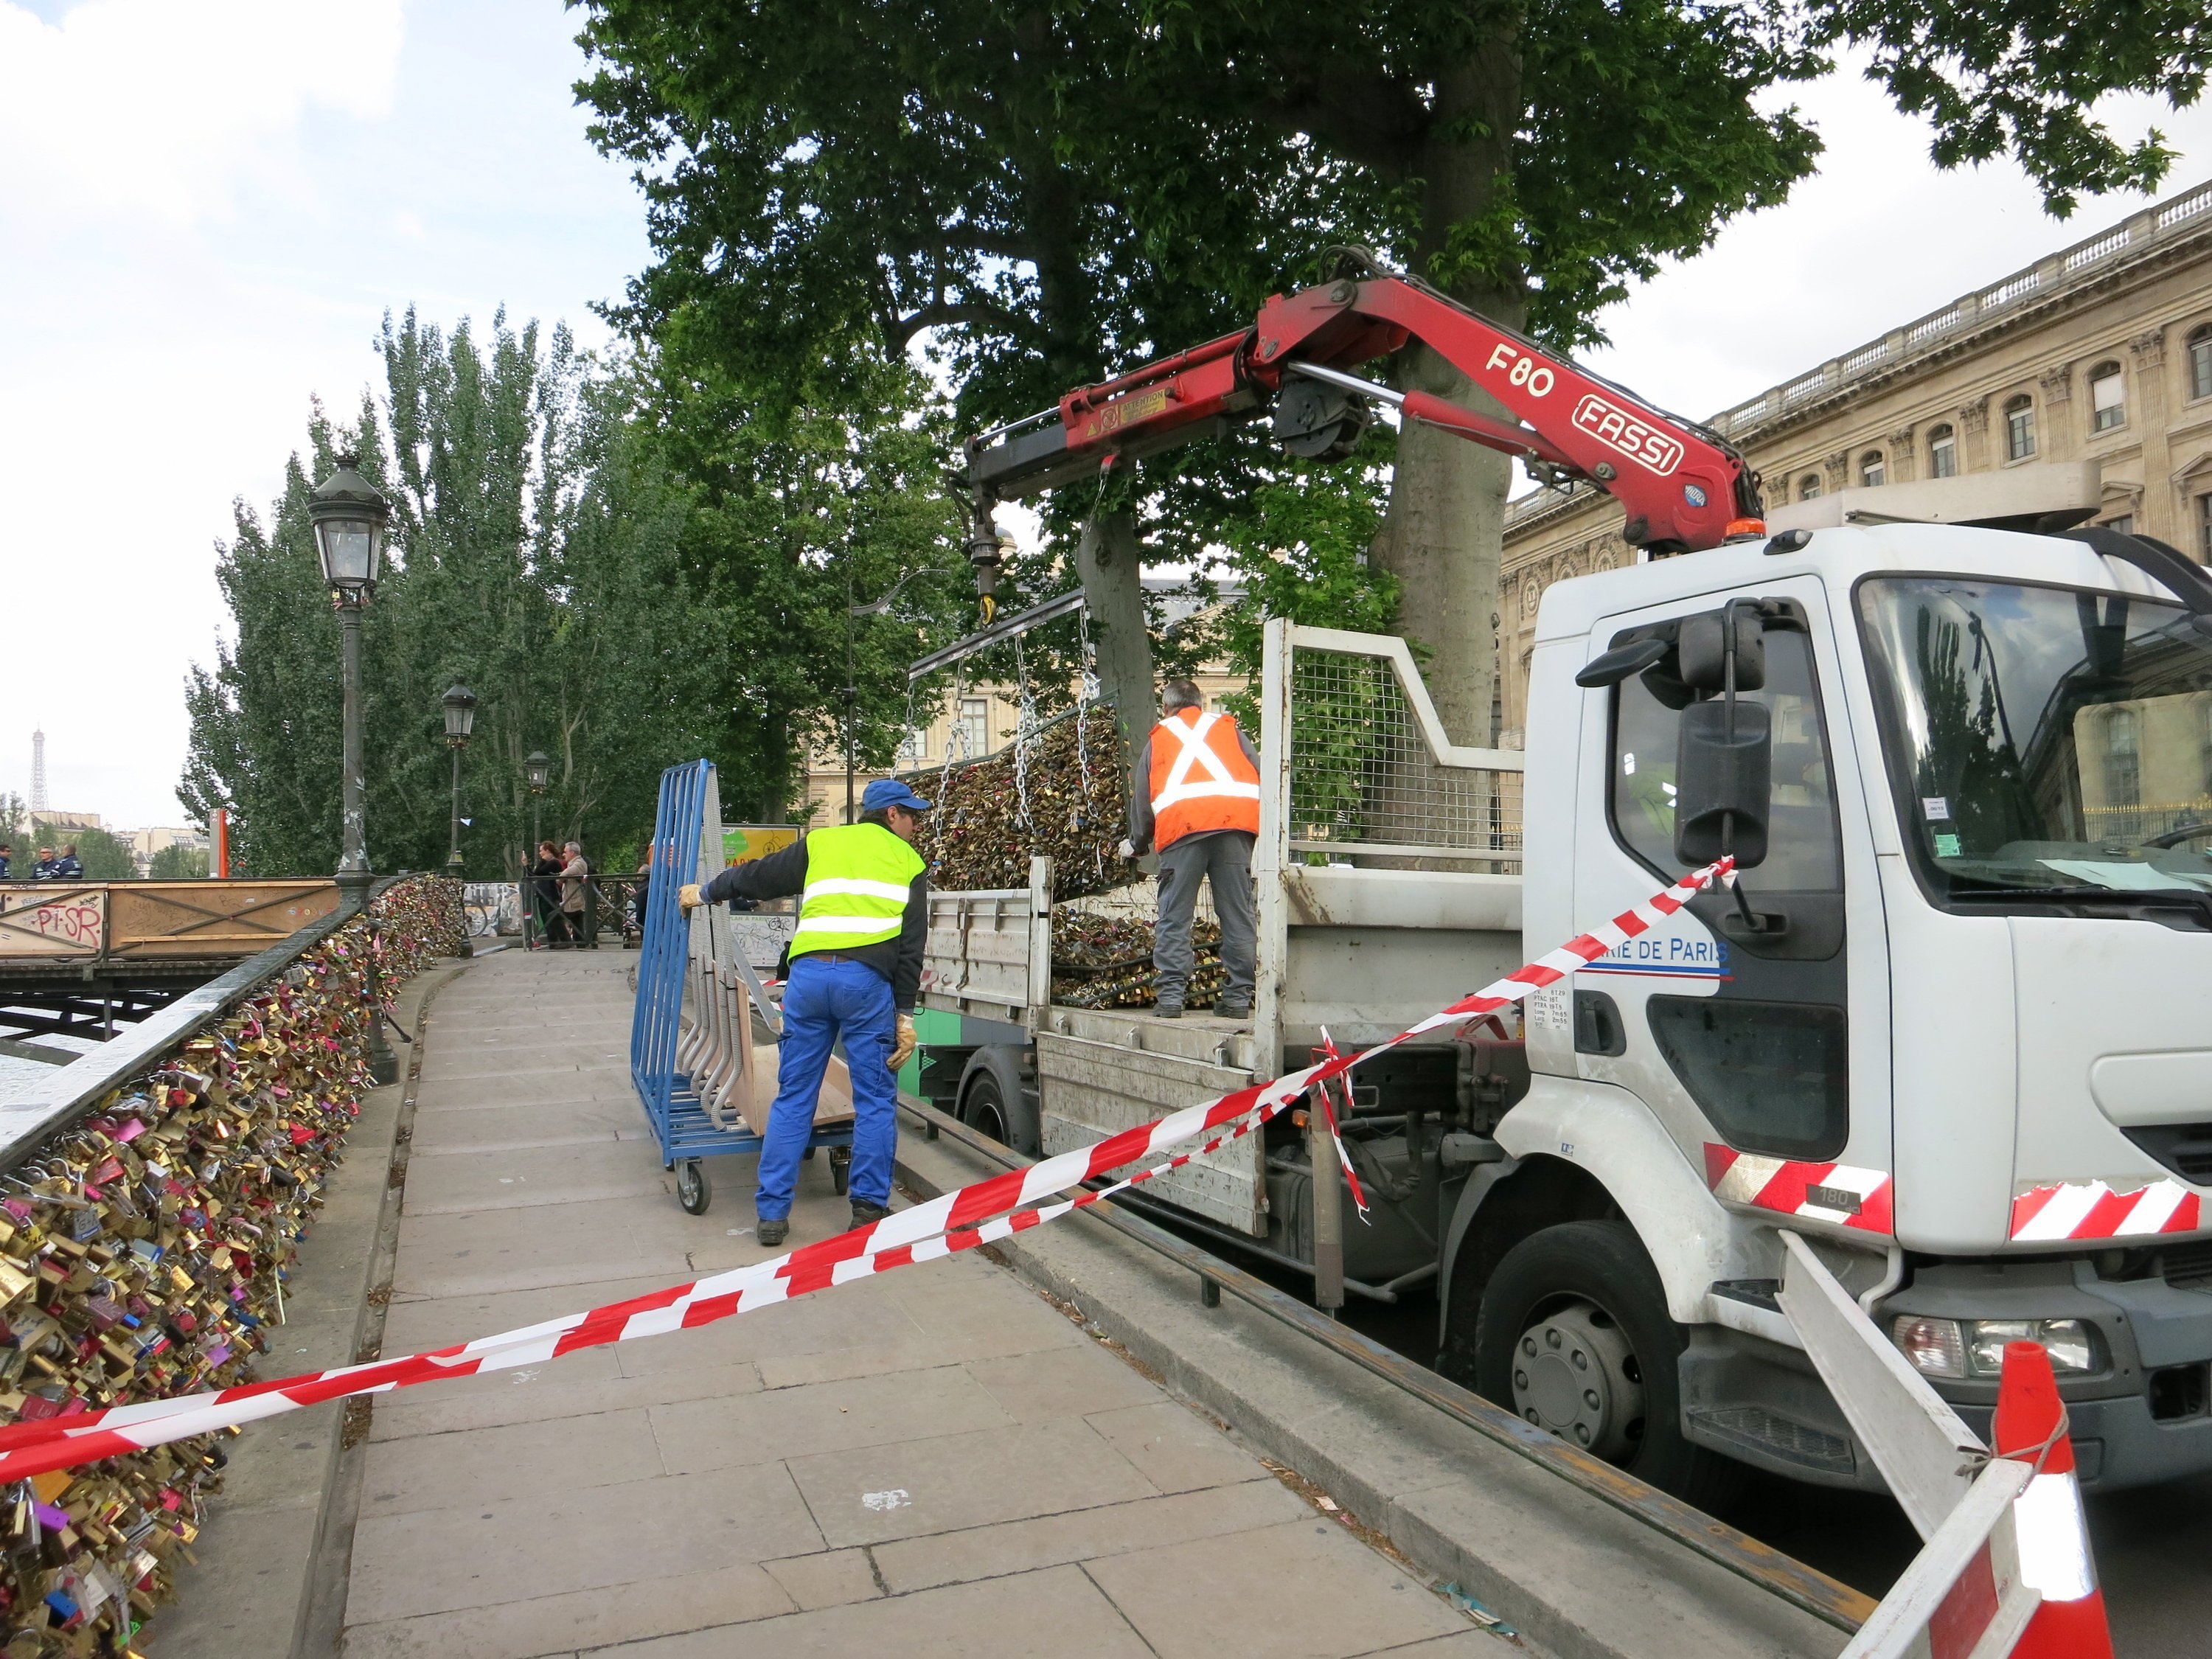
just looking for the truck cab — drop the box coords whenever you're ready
[1462,519,2212,1498]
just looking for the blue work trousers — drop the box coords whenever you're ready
[756,954,898,1219]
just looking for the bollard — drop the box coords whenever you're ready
[1994,1340,2114,1659]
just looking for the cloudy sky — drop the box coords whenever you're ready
[2,0,2208,830]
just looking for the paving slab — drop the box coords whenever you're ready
[649,1363,1015,1475]
[580,1563,1158,1659]
[408,1099,637,1153]
[399,1136,674,1215]
[784,1417,1164,1548]
[410,1073,641,1109]
[1085,1519,1469,1659]
[872,1476,1307,1593]
[344,1560,794,1659]
[346,1462,824,1624]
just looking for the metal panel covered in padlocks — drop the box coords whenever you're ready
[630,760,852,1216]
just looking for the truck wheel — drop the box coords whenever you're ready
[1470,1219,1739,1506]
[959,1047,1042,1156]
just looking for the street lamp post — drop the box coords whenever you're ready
[524,750,550,947]
[525,750,551,857]
[846,566,956,822]
[308,451,397,1084]
[442,683,477,874]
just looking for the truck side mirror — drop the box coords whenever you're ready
[1678,608,1765,692]
[1674,698,1771,868]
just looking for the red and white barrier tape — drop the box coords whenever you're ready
[1314,1030,1370,1221]
[0,858,1733,1481]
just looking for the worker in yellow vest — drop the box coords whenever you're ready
[1122,678,1259,1020]
[680,779,931,1245]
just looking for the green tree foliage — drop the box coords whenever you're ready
[636,351,970,822]
[184,305,966,874]
[182,314,754,877]
[0,794,24,863]
[147,843,209,880]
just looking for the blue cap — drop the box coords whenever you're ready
[863,778,933,813]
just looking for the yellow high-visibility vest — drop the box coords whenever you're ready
[788,824,925,959]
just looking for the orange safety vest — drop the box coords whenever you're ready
[1147,709,1262,850]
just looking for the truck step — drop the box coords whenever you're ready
[1687,1404,1857,1478]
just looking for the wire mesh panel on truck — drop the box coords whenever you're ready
[1267,622,1524,870]
[630,759,853,1216]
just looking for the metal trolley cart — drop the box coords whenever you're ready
[630,759,852,1214]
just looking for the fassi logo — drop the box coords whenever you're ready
[1573,394,1684,476]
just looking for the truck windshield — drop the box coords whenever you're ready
[1859,577,2212,900]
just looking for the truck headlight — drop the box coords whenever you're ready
[1891,1316,2102,1380]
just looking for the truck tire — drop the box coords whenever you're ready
[959,1046,1042,1156]
[1469,1219,1741,1507]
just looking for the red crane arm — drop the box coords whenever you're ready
[962,258,1763,573]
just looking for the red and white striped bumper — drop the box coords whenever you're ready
[1702,1143,1894,1234]
[2008,1178,2204,1242]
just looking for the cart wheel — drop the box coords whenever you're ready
[830,1146,852,1196]
[676,1160,710,1215]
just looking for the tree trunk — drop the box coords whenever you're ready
[1077,508,1154,778]
[1374,32,1524,748]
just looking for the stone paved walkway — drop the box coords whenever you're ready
[339,945,1498,1658]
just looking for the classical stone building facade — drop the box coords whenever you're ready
[1498,178,2212,741]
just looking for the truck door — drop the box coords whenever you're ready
[1570,579,1894,1235]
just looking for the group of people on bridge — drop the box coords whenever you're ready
[0,842,84,881]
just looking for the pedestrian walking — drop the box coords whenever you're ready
[1121,677,1259,1020]
[680,778,931,1246]
[559,840,590,949]
[628,857,651,941]
[529,841,564,948]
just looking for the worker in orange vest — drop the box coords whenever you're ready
[1121,678,1259,1020]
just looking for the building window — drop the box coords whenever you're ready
[2088,361,2125,432]
[1799,473,1823,501]
[2201,493,2212,563]
[1928,425,1958,478]
[2103,515,2134,537]
[956,698,989,757]
[2004,396,2037,462]
[897,727,928,765]
[1860,451,1885,488]
[2104,708,2140,808]
[2191,326,2212,402]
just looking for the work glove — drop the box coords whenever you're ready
[677,883,705,912]
[1116,838,1139,858]
[888,1012,917,1071]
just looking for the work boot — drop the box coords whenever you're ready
[756,1217,788,1248]
[1155,999,1183,1019]
[850,1199,891,1231]
[1215,998,1251,1020]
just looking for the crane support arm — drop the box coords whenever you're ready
[961,255,1761,561]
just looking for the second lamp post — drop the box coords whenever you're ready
[442,682,477,875]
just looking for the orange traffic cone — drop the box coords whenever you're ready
[1994,1339,2114,1659]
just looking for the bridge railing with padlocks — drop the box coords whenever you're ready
[0,874,462,1651]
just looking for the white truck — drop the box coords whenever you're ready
[916,515,2212,1502]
